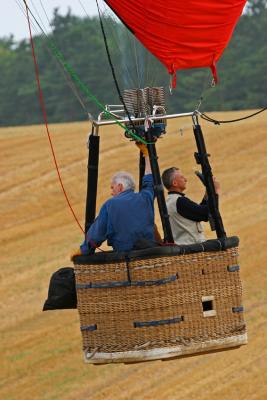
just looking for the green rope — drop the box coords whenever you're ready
[47,41,148,144]
[23,0,152,144]
[23,0,150,143]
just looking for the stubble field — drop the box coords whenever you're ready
[0,110,267,400]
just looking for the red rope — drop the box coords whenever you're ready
[24,3,85,234]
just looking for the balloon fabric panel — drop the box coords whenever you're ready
[104,0,247,86]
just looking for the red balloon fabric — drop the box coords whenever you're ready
[104,0,246,87]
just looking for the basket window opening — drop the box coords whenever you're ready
[202,300,213,311]
[202,296,216,317]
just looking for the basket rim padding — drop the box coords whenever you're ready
[73,236,239,265]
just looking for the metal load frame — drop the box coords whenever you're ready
[85,109,226,243]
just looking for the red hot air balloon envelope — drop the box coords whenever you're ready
[103,0,247,87]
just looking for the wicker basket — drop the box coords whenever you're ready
[74,237,247,364]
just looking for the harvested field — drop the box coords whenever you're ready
[0,111,266,400]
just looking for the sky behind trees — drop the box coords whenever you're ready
[0,1,98,40]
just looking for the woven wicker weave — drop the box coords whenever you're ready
[74,246,247,364]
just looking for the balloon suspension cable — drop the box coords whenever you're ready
[200,107,267,125]
[24,0,106,252]
[20,0,90,118]
[193,71,215,115]
[169,75,173,95]
[86,0,138,90]
[192,110,200,127]
[21,0,148,144]
[95,0,140,140]
[23,0,85,234]
[195,97,203,114]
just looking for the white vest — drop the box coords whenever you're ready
[166,193,206,245]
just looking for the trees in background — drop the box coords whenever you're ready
[247,0,267,14]
[0,5,266,127]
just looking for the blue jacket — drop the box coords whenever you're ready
[81,174,154,253]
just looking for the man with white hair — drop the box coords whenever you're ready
[78,147,154,254]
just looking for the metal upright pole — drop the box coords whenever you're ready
[192,115,226,239]
[85,127,100,234]
[138,151,145,191]
[145,128,174,243]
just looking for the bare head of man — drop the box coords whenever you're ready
[110,171,136,196]
[162,167,187,193]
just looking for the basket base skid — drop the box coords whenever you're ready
[84,333,248,364]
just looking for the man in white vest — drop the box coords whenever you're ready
[161,167,220,245]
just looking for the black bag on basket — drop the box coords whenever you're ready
[43,267,77,311]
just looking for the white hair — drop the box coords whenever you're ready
[112,171,136,191]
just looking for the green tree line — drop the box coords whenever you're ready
[0,2,266,127]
